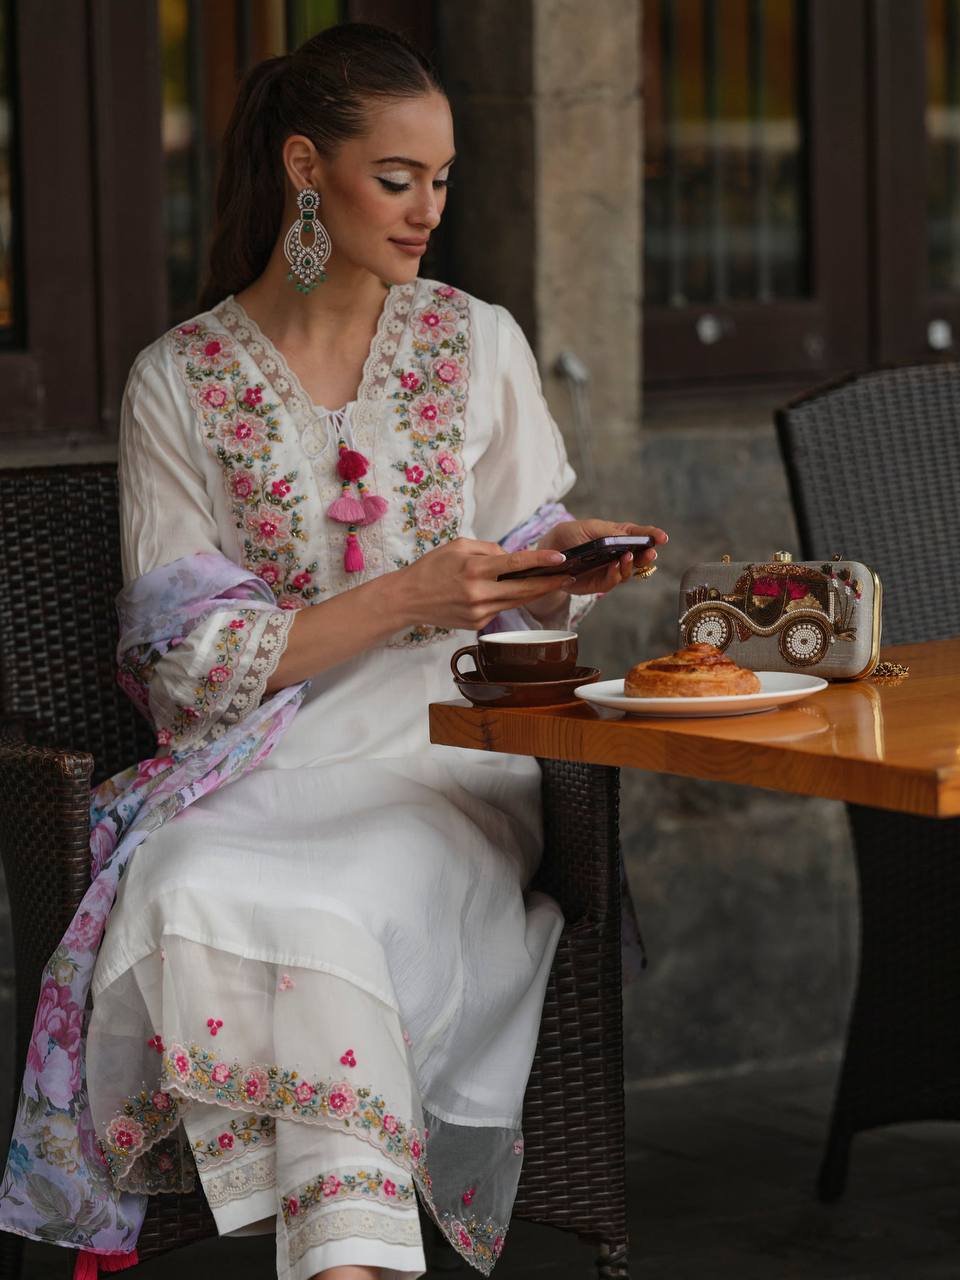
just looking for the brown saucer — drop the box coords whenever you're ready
[453,665,601,708]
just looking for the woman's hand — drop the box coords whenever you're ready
[524,518,669,622]
[393,537,578,632]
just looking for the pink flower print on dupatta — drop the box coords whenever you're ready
[416,487,450,533]
[246,503,289,547]
[339,1048,356,1067]
[327,1082,357,1117]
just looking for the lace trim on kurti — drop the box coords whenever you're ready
[203,1150,276,1209]
[286,1206,423,1265]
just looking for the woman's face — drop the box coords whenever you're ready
[290,91,455,286]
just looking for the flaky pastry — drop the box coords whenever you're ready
[625,643,761,698]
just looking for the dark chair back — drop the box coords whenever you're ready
[0,464,154,783]
[776,363,960,643]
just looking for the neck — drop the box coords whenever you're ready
[234,238,392,344]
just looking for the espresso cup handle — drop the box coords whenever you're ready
[450,645,481,678]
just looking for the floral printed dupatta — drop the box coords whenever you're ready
[0,552,306,1273]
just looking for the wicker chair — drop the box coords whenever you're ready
[0,464,630,1277]
[776,362,960,1201]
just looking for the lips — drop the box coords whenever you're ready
[390,238,429,258]
[390,238,429,248]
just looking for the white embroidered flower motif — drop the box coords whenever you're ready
[387,318,405,335]
[380,337,398,356]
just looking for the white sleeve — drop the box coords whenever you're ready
[470,305,577,545]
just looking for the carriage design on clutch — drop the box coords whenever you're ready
[679,561,863,667]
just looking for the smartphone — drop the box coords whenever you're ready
[496,535,655,581]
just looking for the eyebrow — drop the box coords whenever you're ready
[373,155,456,169]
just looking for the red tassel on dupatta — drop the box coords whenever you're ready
[74,1248,139,1277]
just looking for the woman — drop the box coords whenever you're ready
[1,23,665,1280]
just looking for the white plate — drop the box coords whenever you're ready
[573,671,828,718]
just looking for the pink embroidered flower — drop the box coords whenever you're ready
[201,385,228,409]
[294,1082,315,1105]
[435,285,460,300]
[278,974,295,991]
[339,1048,356,1068]
[405,464,425,484]
[435,451,461,477]
[450,1222,473,1252]
[242,1069,269,1104]
[413,306,457,340]
[513,1138,524,1156]
[156,726,172,746]
[271,478,291,498]
[203,340,222,359]
[277,594,304,611]
[217,1132,234,1150]
[408,1129,423,1161]
[292,571,312,589]
[246,503,289,547]
[229,617,245,629]
[231,471,256,499]
[383,1114,398,1135]
[416,487,450,533]
[410,393,453,436]
[157,1152,175,1173]
[402,1028,411,1045]
[170,1048,191,1079]
[400,370,422,391]
[206,1017,224,1035]
[211,1063,231,1085]
[242,385,263,408]
[257,563,282,586]
[286,1196,300,1217]
[178,323,199,335]
[322,1176,341,1198]
[433,357,463,385]
[494,1235,504,1256]
[384,1179,397,1197]
[151,1091,173,1113]
[207,666,230,685]
[223,418,265,452]
[106,1116,144,1152]
[327,1083,357,1117]
[147,1035,164,1055]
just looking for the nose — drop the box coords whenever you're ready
[411,185,442,231]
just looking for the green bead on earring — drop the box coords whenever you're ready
[283,187,331,294]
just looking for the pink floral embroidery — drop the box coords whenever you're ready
[242,1068,269,1104]
[400,371,421,390]
[147,1035,164,1054]
[206,1017,223,1036]
[450,1221,473,1252]
[405,464,424,484]
[292,570,312,589]
[217,1132,234,1150]
[513,1138,524,1155]
[416,487,450,532]
[211,1063,231,1085]
[106,1116,144,1151]
[278,973,295,991]
[410,392,454,438]
[246,503,289,546]
[271,477,292,497]
[462,1186,476,1205]
[339,1048,356,1067]
[228,617,245,629]
[384,1179,397,1197]
[201,385,228,409]
[242,385,263,407]
[413,306,458,341]
[383,1114,398,1135]
[328,1082,357,1117]
[151,1091,173,1113]
[257,564,282,587]
[322,1175,341,1198]
[156,727,172,747]
[409,1129,422,1161]
[157,1152,175,1173]
[207,665,230,684]
[287,1196,300,1216]
[436,285,460,299]
[172,1050,190,1079]
[435,450,460,477]
[433,356,463,385]
[294,1082,315,1104]
[402,1029,412,1045]
[223,417,266,451]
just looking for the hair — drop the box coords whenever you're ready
[198,22,444,312]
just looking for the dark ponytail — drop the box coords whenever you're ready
[198,23,443,312]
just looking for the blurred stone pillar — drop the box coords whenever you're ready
[437,0,642,453]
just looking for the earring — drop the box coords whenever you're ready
[283,188,331,293]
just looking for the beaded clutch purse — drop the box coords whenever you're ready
[678,551,882,680]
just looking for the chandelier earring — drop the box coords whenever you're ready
[283,188,331,294]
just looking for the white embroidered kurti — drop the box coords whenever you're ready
[87,280,579,1280]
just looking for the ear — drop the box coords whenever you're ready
[282,135,321,193]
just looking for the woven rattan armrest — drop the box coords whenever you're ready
[0,742,93,1062]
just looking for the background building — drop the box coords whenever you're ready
[0,0,957,1085]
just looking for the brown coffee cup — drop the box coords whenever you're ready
[450,630,579,683]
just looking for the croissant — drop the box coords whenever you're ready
[625,643,761,697]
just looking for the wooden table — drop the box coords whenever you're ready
[430,638,960,818]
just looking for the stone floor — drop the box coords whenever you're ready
[17,1056,960,1278]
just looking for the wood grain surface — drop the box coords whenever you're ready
[429,639,960,817]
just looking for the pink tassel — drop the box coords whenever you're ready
[360,492,389,524]
[99,1251,139,1273]
[336,447,369,481]
[73,1253,99,1280]
[327,494,366,524]
[344,531,365,573]
[74,1250,139,1278]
